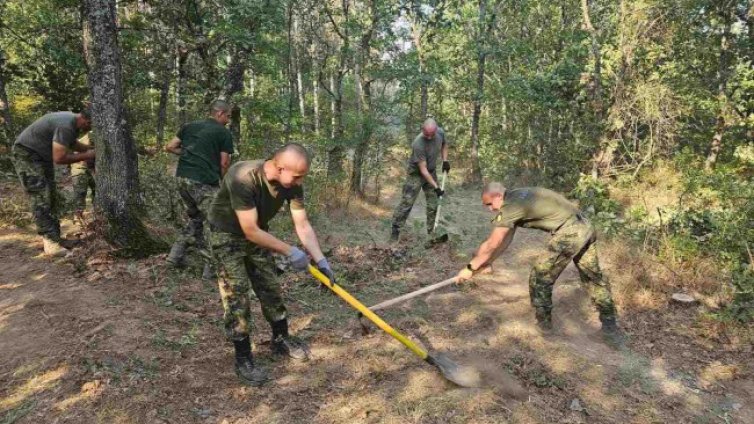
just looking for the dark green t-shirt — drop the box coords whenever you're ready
[208,160,305,236]
[175,119,233,185]
[407,127,447,175]
[492,187,580,232]
[14,112,78,163]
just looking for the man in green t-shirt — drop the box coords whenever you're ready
[206,143,336,386]
[165,100,234,278]
[455,182,622,345]
[11,108,94,256]
[390,118,450,241]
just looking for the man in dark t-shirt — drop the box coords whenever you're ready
[207,143,336,386]
[455,182,622,345]
[11,108,94,256]
[165,100,234,277]
[390,118,450,241]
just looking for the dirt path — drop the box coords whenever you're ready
[1,182,752,423]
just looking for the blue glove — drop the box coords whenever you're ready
[317,257,337,285]
[288,247,308,271]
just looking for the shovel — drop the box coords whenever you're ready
[428,171,449,245]
[308,265,479,387]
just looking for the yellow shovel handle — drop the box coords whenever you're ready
[308,265,428,360]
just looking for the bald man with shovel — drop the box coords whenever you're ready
[391,118,450,242]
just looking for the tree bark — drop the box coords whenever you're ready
[156,59,172,147]
[84,0,162,255]
[350,0,377,195]
[176,46,189,126]
[294,14,306,123]
[470,0,488,184]
[312,52,320,135]
[0,50,13,145]
[582,0,611,178]
[411,20,428,118]
[223,46,248,147]
[580,0,602,106]
[705,9,733,170]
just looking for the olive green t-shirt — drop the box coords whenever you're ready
[14,112,78,163]
[492,188,580,232]
[208,160,305,236]
[407,127,447,175]
[175,119,234,185]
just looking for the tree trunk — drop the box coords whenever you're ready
[155,59,172,147]
[176,46,189,126]
[84,0,162,255]
[580,0,602,106]
[294,14,306,123]
[582,0,611,178]
[470,0,488,183]
[223,46,248,147]
[411,22,428,118]
[0,50,13,145]
[312,54,320,135]
[350,0,377,195]
[328,71,344,177]
[705,11,733,170]
[286,3,295,138]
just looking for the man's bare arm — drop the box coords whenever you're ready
[236,208,293,255]
[291,208,325,263]
[469,227,513,271]
[220,152,231,176]
[72,140,94,152]
[52,142,95,165]
[485,227,516,265]
[165,137,182,155]
[441,142,449,162]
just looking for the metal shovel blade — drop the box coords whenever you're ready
[426,352,481,388]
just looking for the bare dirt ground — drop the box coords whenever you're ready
[1,177,752,423]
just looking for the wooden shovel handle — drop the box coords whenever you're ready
[369,276,458,312]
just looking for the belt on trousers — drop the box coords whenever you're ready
[553,212,587,234]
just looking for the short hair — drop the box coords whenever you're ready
[422,118,437,131]
[483,181,506,195]
[210,99,231,114]
[80,104,92,120]
[273,142,311,167]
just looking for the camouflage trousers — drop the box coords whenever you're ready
[208,230,287,341]
[391,171,439,233]
[71,162,95,212]
[10,145,63,239]
[174,177,218,252]
[529,217,617,321]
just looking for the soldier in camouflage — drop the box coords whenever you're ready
[456,182,623,346]
[206,143,336,386]
[390,118,450,241]
[165,100,234,279]
[11,107,94,256]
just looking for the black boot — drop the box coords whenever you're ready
[600,316,626,349]
[390,226,400,242]
[535,308,553,334]
[233,337,269,386]
[234,356,269,386]
[166,241,187,268]
[271,319,310,361]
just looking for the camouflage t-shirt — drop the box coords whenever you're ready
[492,187,580,232]
[407,127,447,175]
[208,160,305,236]
[14,112,78,163]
